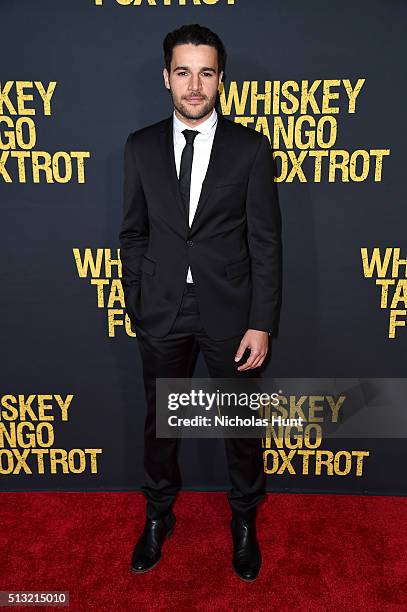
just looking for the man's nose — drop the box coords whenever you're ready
[188,74,202,91]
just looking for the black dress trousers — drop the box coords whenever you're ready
[135,282,267,520]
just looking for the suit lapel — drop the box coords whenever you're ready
[190,113,229,234]
[158,112,230,235]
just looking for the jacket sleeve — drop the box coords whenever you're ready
[119,133,149,299]
[246,133,282,334]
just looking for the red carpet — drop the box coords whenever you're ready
[0,492,406,611]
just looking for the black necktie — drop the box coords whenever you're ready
[178,129,199,222]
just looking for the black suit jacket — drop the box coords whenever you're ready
[119,112,282,340]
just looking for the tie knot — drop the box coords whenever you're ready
[182,129,199,145]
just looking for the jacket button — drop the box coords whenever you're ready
[186,240,194,247]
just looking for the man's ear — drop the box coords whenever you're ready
[163,68,170,90]
[218,70,224,86]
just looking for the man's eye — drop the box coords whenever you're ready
[202,72,213,77]
[177,72,187,76]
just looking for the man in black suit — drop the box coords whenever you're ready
[119,23,281,581]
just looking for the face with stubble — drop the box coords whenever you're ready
[163,43,224,127]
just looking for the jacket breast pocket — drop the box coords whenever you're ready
[215,181,246,191]
[141,255,156,276]
[225,256,251,279]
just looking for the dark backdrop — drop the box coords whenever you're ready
[1,0,406,495]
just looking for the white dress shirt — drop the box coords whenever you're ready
[173,107,218,283]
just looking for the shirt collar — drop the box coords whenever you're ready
[173,107,218,140]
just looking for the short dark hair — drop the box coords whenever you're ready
[163,23,226,75]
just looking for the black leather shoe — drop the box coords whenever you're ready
[231,514,261,581]
[130,512,176,573]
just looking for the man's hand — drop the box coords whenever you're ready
[234,329,269,371]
